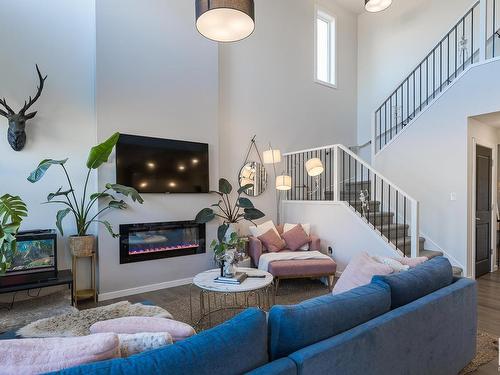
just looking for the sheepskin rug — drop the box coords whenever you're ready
[17,301,173,338]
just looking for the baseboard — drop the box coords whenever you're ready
[98,277,193,301]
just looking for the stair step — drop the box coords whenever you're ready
[376,223,409,237]
[391,236,425,251]
[419,249,443,259]
[452,266,463,277]
[367,212,394,225]
[350,201,381,212]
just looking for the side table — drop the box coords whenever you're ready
[72,252,97,307]
[190,267,274,329]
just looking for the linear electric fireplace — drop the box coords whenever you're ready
[119,221,206,264]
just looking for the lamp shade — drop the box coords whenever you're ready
[276,175,292,191]
[365,0,392,12]
[196,0,255,42]
[305,158,324,177]
[263,149,282,164]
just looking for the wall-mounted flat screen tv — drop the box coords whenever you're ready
[116,134,209,194]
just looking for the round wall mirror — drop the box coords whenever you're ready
[238,162,267,197]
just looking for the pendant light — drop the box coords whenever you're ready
[365,0,392,13]
[195,0,255,42]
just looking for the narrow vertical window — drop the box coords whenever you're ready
[315,8,336,88]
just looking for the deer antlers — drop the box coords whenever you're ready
[0,64,47,120]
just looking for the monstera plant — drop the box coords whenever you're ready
[27,133,143,256]
[0,194,27,273]
[196,178,264,276]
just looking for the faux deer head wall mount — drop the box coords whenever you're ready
[0,65,47,151]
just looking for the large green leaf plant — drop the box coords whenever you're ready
[196,178,265,259]
[27,133,144,238]
[0,194,27,273]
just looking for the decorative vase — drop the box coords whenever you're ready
[223,249,237,277]
[224,223,238,242]
[69,235,95,257]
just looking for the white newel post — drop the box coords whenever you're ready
[333,145,340,202]
[479,0,488,62]
[411,200,420,258]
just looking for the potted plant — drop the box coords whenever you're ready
[27,132,144,256]
[0,194,27,273]
[196,178,265,276]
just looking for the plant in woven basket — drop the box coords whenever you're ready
[27,133,144,240]
[0,194,27,273]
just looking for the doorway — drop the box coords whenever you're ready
[475,145,493,278]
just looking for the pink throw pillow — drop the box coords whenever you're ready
[332,252,393,295]
[90,317,196,342]
[0,333,120,374]
[258,228,286,252]
[282,224,311,251]
[397,256,428,268]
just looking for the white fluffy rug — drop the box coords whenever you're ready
[18,301,172,338]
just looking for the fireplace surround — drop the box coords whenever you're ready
[119,221,206,264]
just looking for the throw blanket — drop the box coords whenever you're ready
[258,251,331,271]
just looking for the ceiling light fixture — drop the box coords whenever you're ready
[365,0,392,13]
[195,0,255,42]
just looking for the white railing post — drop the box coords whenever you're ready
[411,200,420,258]
[333,145,340,201]
[479,0,488,62]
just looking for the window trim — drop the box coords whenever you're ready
[314,5,337,89]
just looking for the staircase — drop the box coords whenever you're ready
[373,0,500,154]
[343,180,463,277]
[283,144,464,276]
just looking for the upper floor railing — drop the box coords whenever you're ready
[373,0,500,154]
[283,144,419,257]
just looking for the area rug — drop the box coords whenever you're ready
[460,331,499,374]
[0,290,76,333]
[17,301,172,338]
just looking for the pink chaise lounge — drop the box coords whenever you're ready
[248,225,337,292]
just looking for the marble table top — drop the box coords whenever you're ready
[193,267,273,293]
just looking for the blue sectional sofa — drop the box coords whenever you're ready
[51,257,477,375]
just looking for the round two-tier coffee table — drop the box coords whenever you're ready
[190,267,274,329]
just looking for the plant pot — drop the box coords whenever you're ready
[69,235,95,257]
[224,223,238,242]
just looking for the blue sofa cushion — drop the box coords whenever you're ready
[268,280,391,360]
[372,256,453,309]
[246,357,297,375]
[48,308,268,375]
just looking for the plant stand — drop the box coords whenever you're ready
[72,253,97,307]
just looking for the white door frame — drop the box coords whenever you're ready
[470,138,497,280]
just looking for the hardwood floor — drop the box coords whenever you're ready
[477,270,500,337]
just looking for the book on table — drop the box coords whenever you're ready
[214,272,248,284]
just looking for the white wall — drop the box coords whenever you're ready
[0,0,96,296]
[357,0,477,148]
[96,0,220,298]
[374,58,500,277]
[282,201,399,272]
[219,0,358,226]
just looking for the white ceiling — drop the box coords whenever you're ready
[335,0,366,14]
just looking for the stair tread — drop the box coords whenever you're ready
[419,249,443,259]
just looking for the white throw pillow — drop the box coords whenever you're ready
[283,223,311,250]
[249,220,279,238]
[118,332,173,357]
[372,256,410,272]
